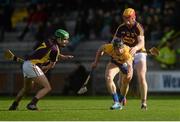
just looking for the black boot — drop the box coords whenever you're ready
[9,101,18,110]
[26,97,39,110]
[26,103,38,110]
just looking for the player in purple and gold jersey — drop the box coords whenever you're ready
[112,8,148,109]
[9,29,73,111]
[91,38,133,110]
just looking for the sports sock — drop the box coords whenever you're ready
[30,97,39,105]
[112,93,119,103]
[141,99,147,105]
[119,93,125,101]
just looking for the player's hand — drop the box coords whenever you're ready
[67,55,74,59]
[130,46,138,56]
[41,66,49,73]
[149,47,159,56]
[91,62,98,69]
[61,55,74,60]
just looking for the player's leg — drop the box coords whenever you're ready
[116,62,133,106]
[134,53,148,109]
[9,78,32,110]
[105,62,122,110]
[118,64,133,106]
[118,75,128,106]
[20,61,51,110]
[136,60,148,109]
[27,75,51,110]
[118,74,130,105]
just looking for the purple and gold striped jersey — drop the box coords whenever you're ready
[101,44,133,64]
[114,22,145,52]
[25,40,60,66]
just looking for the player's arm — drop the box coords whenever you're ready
[91,46,105,69]
[124,46,133,79]
[41,61,56,73]
[130,24,145,55]
[126,59,133,79]
[136,35,145,51]
[130,36,145,55]
[12,55,24,63]
[41,49,59,73]
[58,53,74,60]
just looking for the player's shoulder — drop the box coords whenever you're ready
[46,41,59,53]
[33,41,47,50]
[117,23,126,30]
[101,43,113,50]
[102,43,113,48]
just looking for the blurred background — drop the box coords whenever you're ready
[0,0,179,96]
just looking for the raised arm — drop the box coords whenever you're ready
[91,46,105,69]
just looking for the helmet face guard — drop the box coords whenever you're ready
[113,38,124,48]
[55,29,69,41]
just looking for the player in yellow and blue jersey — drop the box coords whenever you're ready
[9,29,73,111]
[91,38,133,110]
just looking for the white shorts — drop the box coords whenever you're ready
[133,53,147,65]
[23,61,44,78]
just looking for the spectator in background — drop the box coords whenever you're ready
[0,4,4,41]
[93,9,104,39]
[17,4,35,41]
[74,11,90,40]
[110,13,121,41]
[0,3,14,41]
[18,3,48,41]
[156,42,176,69]
[100,11,111,40]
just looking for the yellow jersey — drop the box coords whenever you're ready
[101,44,133,64]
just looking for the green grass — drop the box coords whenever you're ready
[0,95,180,121]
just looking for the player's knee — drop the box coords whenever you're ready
[123,74,132,83]
[48,86,52,92]
[138,74,146,82]
[45,85,52,92]
[122,78,131,85]
[138,70,146,76]
[127,76,132,82]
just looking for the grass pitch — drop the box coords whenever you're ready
[0,95,180,121]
